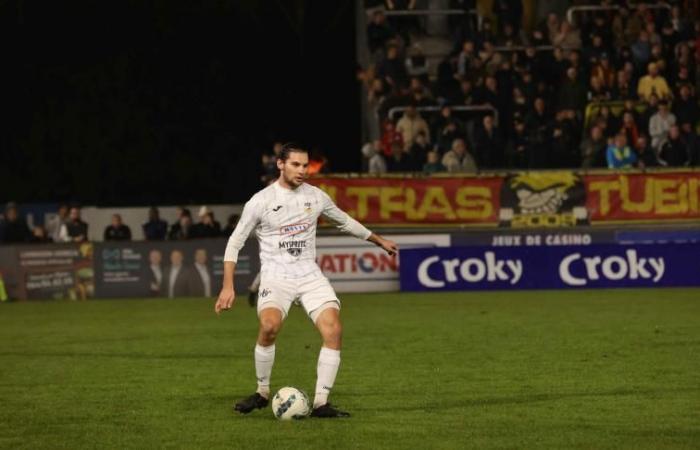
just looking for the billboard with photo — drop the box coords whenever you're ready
[94,239,259,298]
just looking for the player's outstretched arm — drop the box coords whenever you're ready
[215,261,236,314]
[367,233,398,256]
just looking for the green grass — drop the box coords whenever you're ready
[1,290,699,450]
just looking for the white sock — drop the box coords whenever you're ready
[254,344,275,398]
[313,347,341,408]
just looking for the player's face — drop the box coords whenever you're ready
[278,151,309,188]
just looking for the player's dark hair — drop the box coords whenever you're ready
[278,143,308,162]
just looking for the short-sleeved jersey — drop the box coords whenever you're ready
[224,181,371,279]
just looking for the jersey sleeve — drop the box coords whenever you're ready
[319,190,372,240]
[224,197,262,263]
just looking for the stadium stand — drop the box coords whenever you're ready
[359,0,700,172]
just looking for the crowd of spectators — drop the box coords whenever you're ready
[360,1,700,174]
[0,203,239,245]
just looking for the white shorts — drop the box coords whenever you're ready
[257,272,340,323]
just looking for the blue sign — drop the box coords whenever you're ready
[399,244,700,291]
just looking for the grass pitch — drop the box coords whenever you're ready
[1,289,699,449]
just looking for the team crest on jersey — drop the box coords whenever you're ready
[304,201,312,214]
[280,222,310,236]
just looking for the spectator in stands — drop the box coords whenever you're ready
[59,206,88,243]
[673,84,699,126]
[408,77,434,107]
[621,111,640,150]
[612,69,635,99]
[659,125,690,166]
[631,31,652,69]
[635,135,660,168]
[45,204,68,243]
[377,45,408,89]
[142,207,168,241]
[406,46,429,83]
[526,97,550,167]
[473,114,504,169]
[682,122,700,166]
[457,40,477,78]
[387,141,413,172]
[407,131,431,170]
[492,0,522,35]
[222,213,239,237]
[640,93,660,134]
[192,207,221,239]
[367,10,395,56]
[607,133,637,169]
[168,208,192,240]
[422,150,446,174]
[637,62,672,101]
[381,120,404,157]
[442,138,476,173]
[580,125,607,168]
[649,100,676,151]
[558,67,587,112]
[384,0,418,46]
[103,214,132,241]
[550,110,580,168]
[436,119,463,154]
[506,117,532,169]
[552,19,581,51]
[362,140,387,175]
[588,75,611,103]
[261,142,283,186]
[0,202,31,244]
[590,52,614,88]
[29,225,51,243]
[451,79,475,106]
[396,104,430,150]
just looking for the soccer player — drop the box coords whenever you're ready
[215,143,398,418]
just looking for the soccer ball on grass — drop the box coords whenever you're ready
[271,386,311,420]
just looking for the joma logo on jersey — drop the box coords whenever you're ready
[280,222,310,236]
[279,240,306,257]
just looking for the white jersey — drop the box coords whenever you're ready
[224,181,372,279]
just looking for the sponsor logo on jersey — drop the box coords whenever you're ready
[559,249,664,286]
[280,222,310,236]
[272,205,283,212]
[279,240,306,257]
[260,288,271,298]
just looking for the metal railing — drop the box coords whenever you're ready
[383,9,477,17]
[567,2,671,25]
[388,105,498,122]
[491,45,580,53]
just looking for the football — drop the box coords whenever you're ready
[271,387,311,420]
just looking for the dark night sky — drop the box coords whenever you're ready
[1,0,359,205]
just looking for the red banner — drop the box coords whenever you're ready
[584,171,700,223]
[309,177,502,226]
[309,171,700,226]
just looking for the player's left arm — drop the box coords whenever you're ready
[319,190,398,256]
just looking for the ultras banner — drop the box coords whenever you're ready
[311,170,700,227]
[399,243,700,291]
[308,177,501,226]
[584,171,700,223]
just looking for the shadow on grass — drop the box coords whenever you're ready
[355,387,700,412]
[0,350,235,360]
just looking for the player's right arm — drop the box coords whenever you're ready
[215,198,261,314]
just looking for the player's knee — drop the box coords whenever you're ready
[322,319,342,341]
[260,318,281,340]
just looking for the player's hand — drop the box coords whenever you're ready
[215,287,235,315]
[378,238,398,256]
